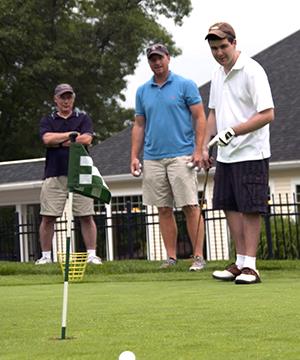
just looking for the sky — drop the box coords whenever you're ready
[121,0,299,108]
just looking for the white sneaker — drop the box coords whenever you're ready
[189,256,206,271]
[35,256,52,265]
[87,255,102,265]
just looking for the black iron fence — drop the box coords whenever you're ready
[0,194,299,262]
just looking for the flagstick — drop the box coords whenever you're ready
[60,191,73,339]
[60,132,78,340]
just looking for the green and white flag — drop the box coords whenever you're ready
[68,143,111,204]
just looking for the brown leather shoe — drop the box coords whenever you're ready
[235,267,261,284]
[212,263,242,281]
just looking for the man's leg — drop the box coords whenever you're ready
[36,216,56,264]
[158,207,178,260]
[79,215,97,250]
[39,215,56,251]
[226,210,261,284]
[242,212,261,257]
[225,211,261,262]
[212,210,245,279]
[79,215,102,264]
[225,210,245,256]
[234,212,262,284]
[183,205,206,271]
[182,205,204,258]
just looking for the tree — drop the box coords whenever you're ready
[0,0,192,160]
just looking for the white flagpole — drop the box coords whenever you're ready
[60,191,73,339]
[60,132,78,340]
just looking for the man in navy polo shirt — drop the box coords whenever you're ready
[36,83,102,265]
[131,44,207,271]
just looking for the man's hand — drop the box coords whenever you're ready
[208,127,235,147]
[131,159,142,177]
[201,148,213,170]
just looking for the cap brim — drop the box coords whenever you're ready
[147,50,167,58]
[205,30,227,40]
[55,90,74,96]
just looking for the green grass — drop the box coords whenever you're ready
[1,260,300,359]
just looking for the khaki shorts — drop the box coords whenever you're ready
[142,156,198,208]
[40,176,95,217]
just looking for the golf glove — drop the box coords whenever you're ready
[208,127,235,147]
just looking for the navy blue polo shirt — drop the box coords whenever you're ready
[40,110,93,179]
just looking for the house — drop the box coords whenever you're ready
[1,30,300,262]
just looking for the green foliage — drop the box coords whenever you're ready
[0,207,16,256]
[259,216,300,259]
[0,0,192,160]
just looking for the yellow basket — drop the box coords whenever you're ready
[57,252,88,282]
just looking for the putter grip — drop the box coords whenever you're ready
[208,137,215,158]
[69,132,78,142]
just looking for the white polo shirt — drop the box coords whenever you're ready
[209,52,274,163]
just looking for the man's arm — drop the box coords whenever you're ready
[189,102,207,168]
[131,115,145,176]
[203,109,217,148]
[208,108,275,148]
[232,108,274,135]
[201,109,217,168]
[42,132,93,147]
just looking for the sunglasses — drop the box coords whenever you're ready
[146,44,168,57]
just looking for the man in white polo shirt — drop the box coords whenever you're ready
[203,22,274,284]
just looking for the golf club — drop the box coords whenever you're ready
[194,143,215,254]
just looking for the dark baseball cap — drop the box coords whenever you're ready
[205,22,236,40]
[54,83,75,97]
[146,43,169,59]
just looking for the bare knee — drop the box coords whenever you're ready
[41,216,56,227]
[182,205,199,217]
[158,207,173,218]
[79,215,95,226]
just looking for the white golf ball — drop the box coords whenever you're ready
[133,170,141,176]
[119,351,136,360]
[186,161,194,168]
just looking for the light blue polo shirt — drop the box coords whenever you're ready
[135,71,202,160]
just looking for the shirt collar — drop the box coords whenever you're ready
[150,71,173,86]
[221,52,246,77]
[53,110,74,119]
[231,51,246,71]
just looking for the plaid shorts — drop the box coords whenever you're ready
[213,159,269,213]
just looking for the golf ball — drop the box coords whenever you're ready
[187,162,200,171]
[119,351,136,360]
[133,170,141,176]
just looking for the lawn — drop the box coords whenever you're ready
[0,260,300,360]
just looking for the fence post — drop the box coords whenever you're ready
[105,204,114,261]
[14,212,21,261]
[263,204,273,259]
[126,201,134,258]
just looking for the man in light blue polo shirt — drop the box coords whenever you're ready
[131,43,207,271]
